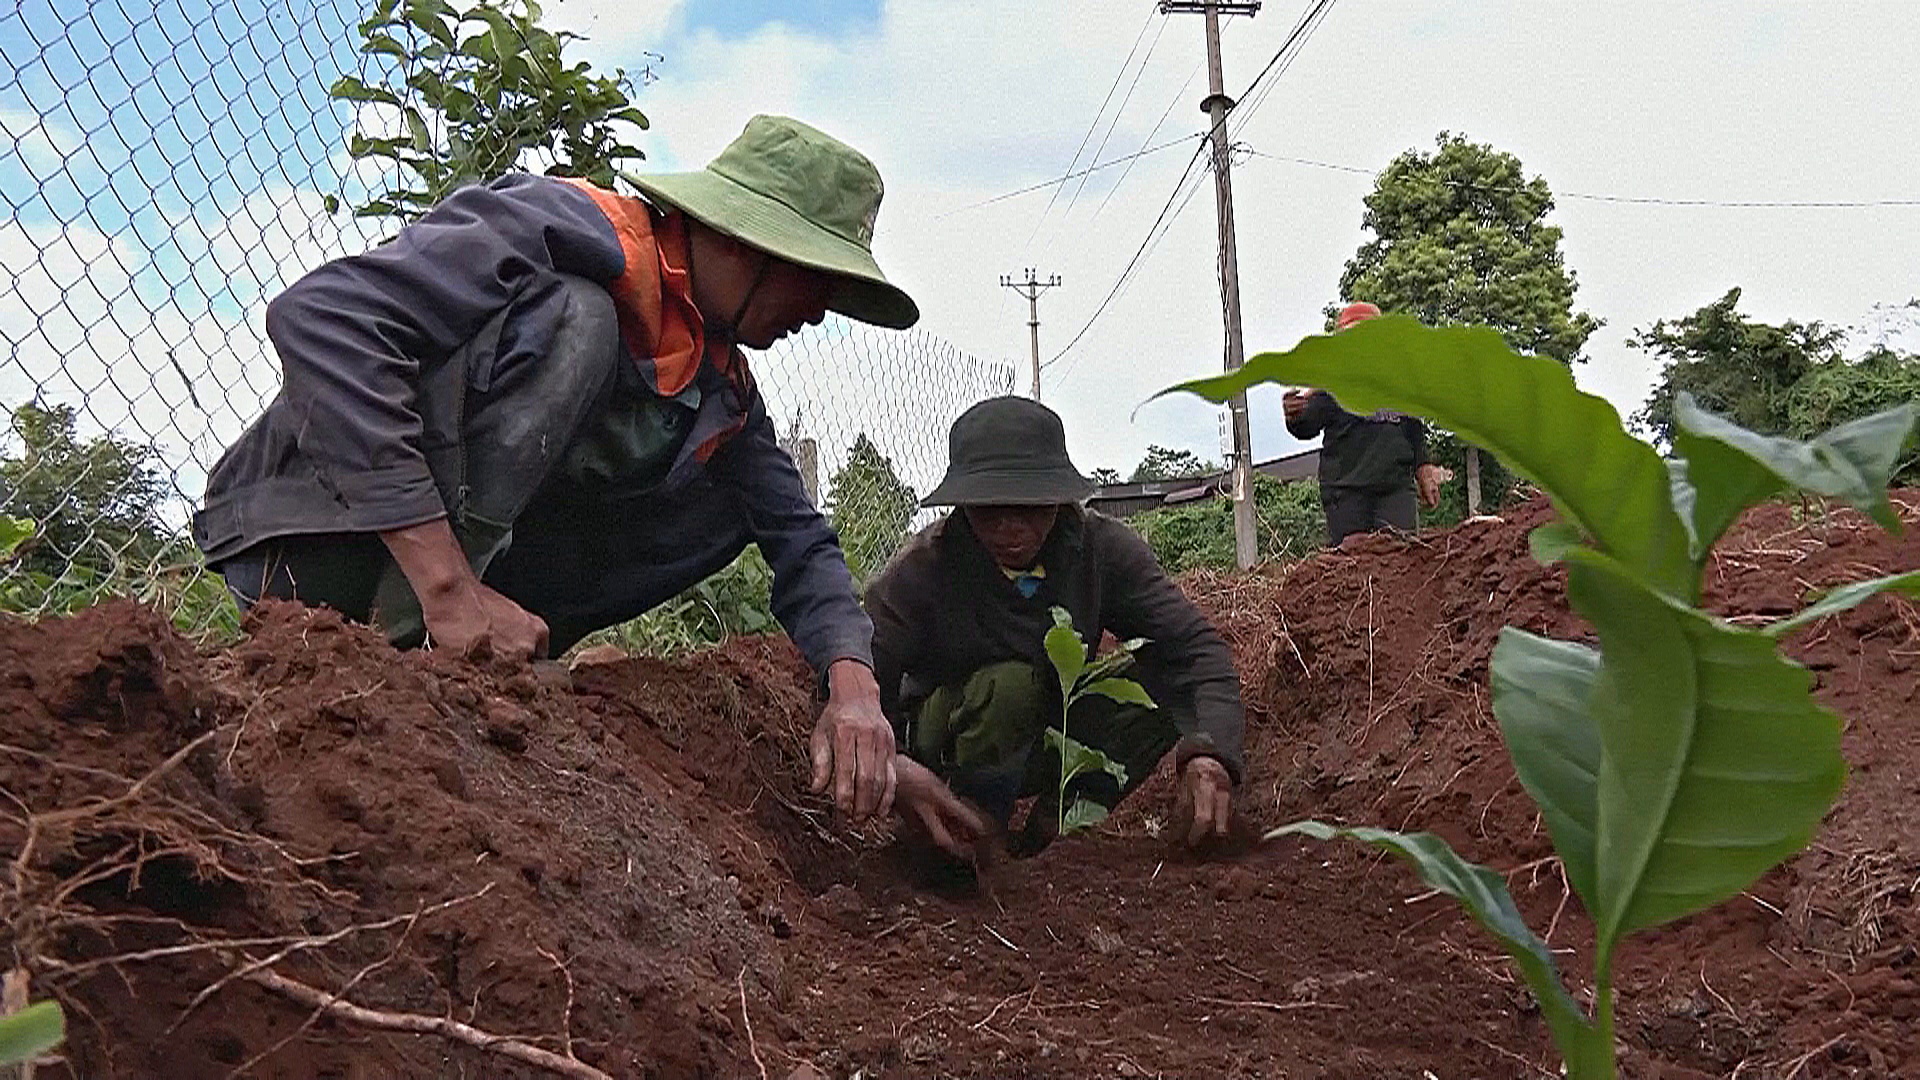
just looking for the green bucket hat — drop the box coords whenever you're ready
[922,396,1095,507]
[624,115,919,330]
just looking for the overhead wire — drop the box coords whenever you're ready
[936,136,1195,218]
[1060,11,1172,219]
[1024,5,1162,247]
[1093,56,1205,220]
[1240,149,1920,208]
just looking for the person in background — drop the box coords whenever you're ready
[864,397,1245,862]
[1282,301,1447,546]
[192,115,915,824]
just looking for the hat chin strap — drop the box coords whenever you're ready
[688,228,775,350]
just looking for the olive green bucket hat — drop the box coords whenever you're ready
[623,114,919,330]
[922,396,1095,507]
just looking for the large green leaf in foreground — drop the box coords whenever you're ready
[1269,822,1604,1070]
[1490,629,1602,910]
[1670,393,1915,561]
[1565,551,1845,956]
[1156,317,1693,601]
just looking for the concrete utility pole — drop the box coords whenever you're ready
[1162,0,1259,570]
[1000,269,1061,401]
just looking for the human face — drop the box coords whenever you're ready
[963,505,1058,570]
[687,223,835,349]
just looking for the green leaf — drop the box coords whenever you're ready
[1063,798,1109,831]
[322,194,341,215]
[1268,822,1598,1063]
[366,32,410,58]
[612,106,650,129]
[1045,727,1128,788]
[1766,569,1920,638]
[1156,317,1694,601]
[1491,628,1601,908]
[1565,549,1845,958]
[0,1000,65,1065]
[404,107,432,153]
[1527,520,1586,566]
[1044,609,1086,704]
[326,76,402,106]
[0,516,32,560]
[1078,677,1156,710]
[1672,393,1915,553]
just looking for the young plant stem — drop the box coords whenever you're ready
[1590,957,1617,1080]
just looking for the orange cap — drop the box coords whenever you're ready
[1336,301,1382,331]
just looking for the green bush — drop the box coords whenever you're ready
[1129,475,1327,571]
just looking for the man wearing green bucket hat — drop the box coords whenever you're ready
[863,397,1246,860]
[194,115,915,820]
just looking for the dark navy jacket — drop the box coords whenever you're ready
[192,174,873,673]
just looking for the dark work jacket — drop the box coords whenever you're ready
[190,173,873,675]
[864,508,1246,782]
[1284,390,1428,492]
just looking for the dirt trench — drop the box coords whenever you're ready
[2,496,1917,1079]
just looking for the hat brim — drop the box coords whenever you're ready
[623,168,920,330]
[920,466,1095,508]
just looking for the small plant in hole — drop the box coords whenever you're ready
[1041,606,1156,835]
[1161,316,1919,1079]
[0,998,64,1067]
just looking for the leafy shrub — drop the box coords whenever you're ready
[1130,475,1326,571]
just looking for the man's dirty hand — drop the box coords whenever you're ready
[1173,756,1233,849]
[893,755,991,860]
[812,660,898,821]
[1281,389,1310,421]
[426,582,550,661]
[1414,463,1447,510]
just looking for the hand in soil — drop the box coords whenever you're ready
[1415,463,1447,509]
[893,755,992,860]
[811,660,898,820]
[1174,756,1234,849]
[424,581,551,661]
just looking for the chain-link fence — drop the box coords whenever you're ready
[0,0,1012,629]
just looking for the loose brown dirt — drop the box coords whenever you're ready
[3,495,1916,1079]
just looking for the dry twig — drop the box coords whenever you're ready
[737,967,769,1080]
[244,967,613,1080]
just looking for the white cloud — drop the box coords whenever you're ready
[556,0,1920,475]
[0,105,83,173]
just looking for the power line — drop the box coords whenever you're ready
[936,135,1195,217]
[1230,0,1337,137]
[1061,12,1172,219]
[1093,56,1205,219]
[1241,149,1920,208]
[1027,5,1162,243]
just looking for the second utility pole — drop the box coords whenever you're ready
[1000,268,1061,401]
[1164,0,1258,570]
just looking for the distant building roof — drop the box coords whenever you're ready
[1088,447,1321,518]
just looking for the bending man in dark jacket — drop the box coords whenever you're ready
[1283,302,1446,546]
[866,397,1245,859]
[192,115,912,822]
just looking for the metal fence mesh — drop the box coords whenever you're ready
[0,0,1011,627]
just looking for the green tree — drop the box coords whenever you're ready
[329,0,653,221]
[1784,346,1920,471]
[826,434,919,579]
[1128,445,1218,483]
[1336,132,1601,515]
[0,401,171,580]
[1088,467,1123,487]
[1630,287,1846,446]
[1130,476,1326,572]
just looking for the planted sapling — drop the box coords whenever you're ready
[1159,316,1919,1079]
[1041,606,1156,835]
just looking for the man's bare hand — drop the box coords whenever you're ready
[382,518,548,661]
[1173,756,1233,849]
[893,755,991,859]
[1414,463,1447,510]
[810,660,898,821]
[423,581,550,661]
[1282,389,1311,421]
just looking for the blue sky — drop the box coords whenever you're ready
[680,0,878,39]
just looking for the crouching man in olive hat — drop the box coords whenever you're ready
[193,115,914,822]
[867,397,1245,859]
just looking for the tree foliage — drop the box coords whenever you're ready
[1630,287,1845,445]
[1127,445,1217,483]
[1337,132,1601,367]
[1087,467,1123,487]
[826,434,919,579]
[329,0,653,221]
[1,401,172,579]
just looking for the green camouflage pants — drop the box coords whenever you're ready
[908,660,1177,827]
